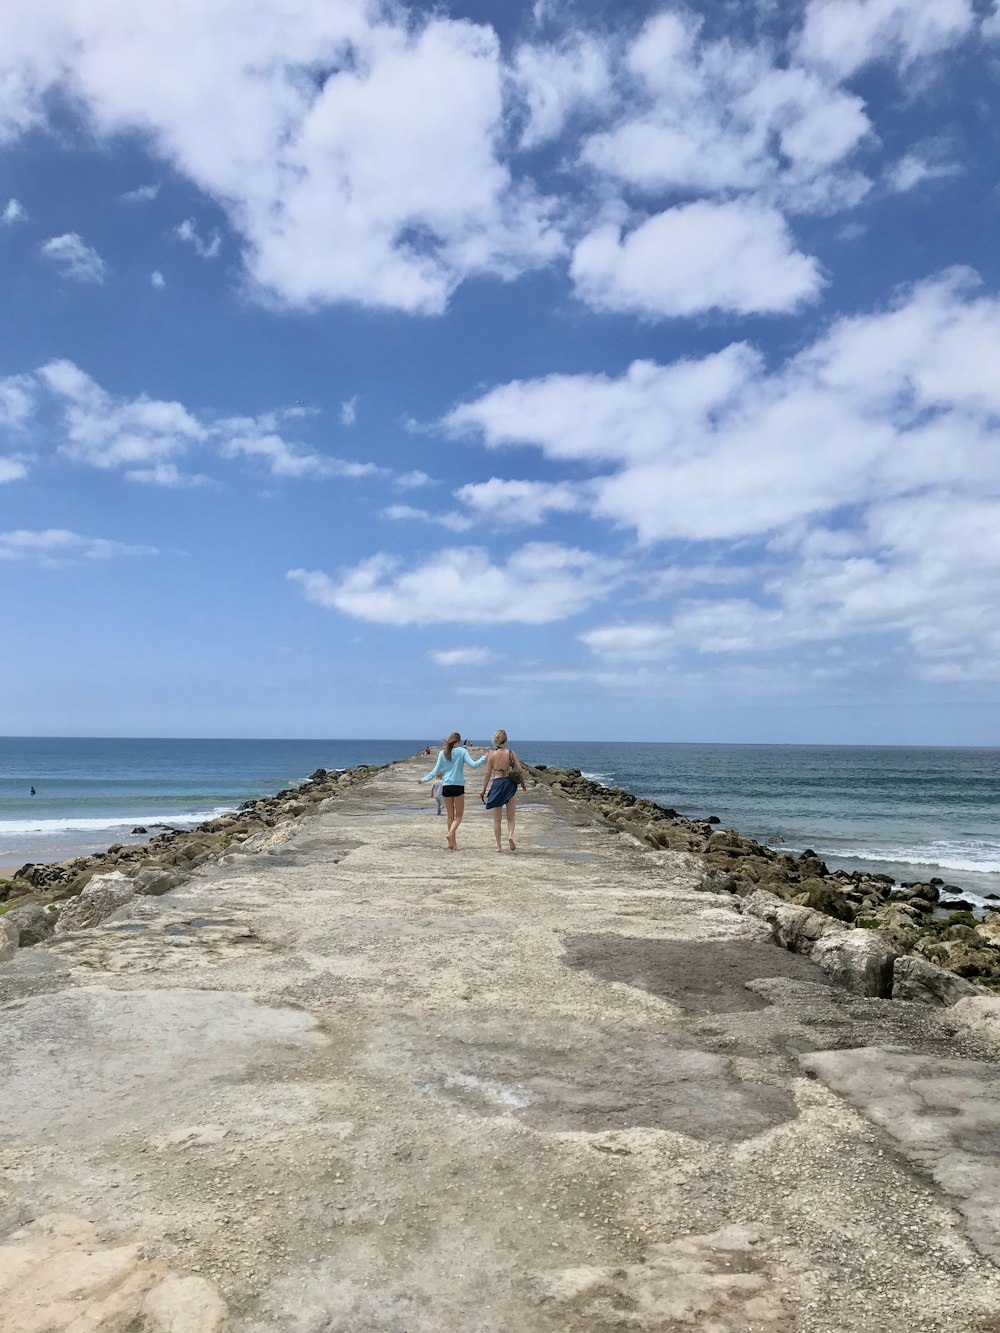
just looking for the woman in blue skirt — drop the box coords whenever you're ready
[480,728,521,852]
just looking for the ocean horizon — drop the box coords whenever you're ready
[2,736,999,908]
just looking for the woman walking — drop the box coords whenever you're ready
[420,731,486,851]
[480,729,521,852]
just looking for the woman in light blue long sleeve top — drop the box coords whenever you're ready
[419,730,485,851]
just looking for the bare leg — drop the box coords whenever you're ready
[506,794,517,850]
[444,795,457,850]
[450,794,466,849]
[493,806,503,851]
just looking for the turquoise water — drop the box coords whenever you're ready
[2,738,998,905]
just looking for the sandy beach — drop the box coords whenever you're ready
[4,755,1000,1331]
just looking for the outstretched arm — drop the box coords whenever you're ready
[480,752,494,798]
[420,752,444,783]
[465,750,487,769]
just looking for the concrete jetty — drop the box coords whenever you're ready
[4,756,1000,1332]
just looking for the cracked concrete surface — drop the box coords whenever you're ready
[3,757,1000,1331]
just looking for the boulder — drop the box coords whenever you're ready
[741,890,846,954]
[892,954,980,1007]
[0,916,18,960]
[791,878,855,922]
[3,902,54,947]
[132,867,185,897]
[54,872,136,935]
[704,829,743,852]
[977,912,1000,946]
[868,904,922,954]
[947,995,1000,1043]
[810,930,896,998]
[914,934,1000,981]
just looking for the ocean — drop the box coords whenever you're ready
[2,738,999,908]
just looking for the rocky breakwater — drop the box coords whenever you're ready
[0,761,386,956]
[528,763,1000,1007]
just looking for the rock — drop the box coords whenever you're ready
[54,871,136,935]
[978,912,1000,946]
[892,954,980,1006]
[3,902,54,947]
[309,767,328,780]
[742,890,846,954]
[143,1274,228,1333]
[704,829,744,852]
[905,896,935,915]
[0,916,19,960]
[131,825,148,834]
[809,930,896,997]
[868,904,922,954]
[915,934,1000,980]
[943,923,980,944]
[791,878,855,922]
[133,867,186,897]
[946,995,1000,1044]
[939,897,977,912]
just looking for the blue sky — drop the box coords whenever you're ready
[2,0,1000,743]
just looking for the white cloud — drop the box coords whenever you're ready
[796,0,975,79]
[428,646,490,666]
[12,360,379,485]
[395,469,432,489]
[0,1,563,314]
[571,201,823,319]
[442,269,1000,676]
[0,528,157,561]
[125,462,209,487]
[216,412,381,479]
[578,12,873,216]
[2,197,26,224]
[150,270,166,288]
[174,218,221,259]
[511,36,611,148]
[380,503,473,533]
[340,396,358,426]
[986,2,1000,39]
[885,151,961,193]
[580,622,674,661]
[40,359,206,470]
[0,458,27,483]
[39,232,108,283]
[0,372,37,429]
[121,182,159,202]
[446,269,1000,543]
[454,477,583,525]
[288,542,623,625]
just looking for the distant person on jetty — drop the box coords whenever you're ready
[480,729,522,852]
[419,732,486,851]
[431,777,444,816]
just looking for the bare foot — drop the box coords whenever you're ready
[508,836,516,851]
[446,831,456,851]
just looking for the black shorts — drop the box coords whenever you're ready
[442,784,464,798]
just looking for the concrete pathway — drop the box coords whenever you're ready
[3,757,1000,1332]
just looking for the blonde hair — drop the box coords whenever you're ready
[493,729,508,747]
[444,731,462,760]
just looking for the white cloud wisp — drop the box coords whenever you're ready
[288,542,623,625]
